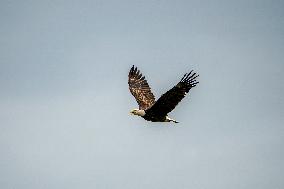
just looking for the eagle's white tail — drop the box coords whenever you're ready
[166,116,179,123]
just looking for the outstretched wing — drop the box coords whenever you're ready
[147,71,199,116]
[128,65,155,110]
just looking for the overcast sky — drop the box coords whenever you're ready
[1,0,284,189]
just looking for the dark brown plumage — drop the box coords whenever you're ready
[128,66,155,110]
[128,65,199,123]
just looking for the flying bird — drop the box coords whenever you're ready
[128,65,199,123]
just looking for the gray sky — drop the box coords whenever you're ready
[1,0,284,188]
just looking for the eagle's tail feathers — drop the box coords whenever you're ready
[166,116,179,123]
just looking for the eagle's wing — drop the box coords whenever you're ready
[128,66,155,110]
[147,71,199,116]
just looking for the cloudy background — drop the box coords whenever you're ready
[1,0,283,188]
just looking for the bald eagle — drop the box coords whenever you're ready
[128,65,199,123]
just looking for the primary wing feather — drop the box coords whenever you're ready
[147,71,199,116]
[128,66,155,110]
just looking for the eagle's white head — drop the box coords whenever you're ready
[130,109,145,116]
